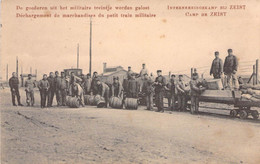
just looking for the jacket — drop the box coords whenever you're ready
[38,79,49,91]
[47,76,55,90]
[224,55,238,74]
[25,79,35,92]
[56,77,68,90]
[82,77,92,92]
[154,75,166,93]
[111,81,123,97]
[190,79,201,96]
[210,58,223,75]
[142,78,154,94]
[127,78,139,94]
[176,80,186,95]
[9,77,19,89]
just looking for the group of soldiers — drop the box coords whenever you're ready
[9,49,239,114]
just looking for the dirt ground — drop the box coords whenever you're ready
[1,88,260,164]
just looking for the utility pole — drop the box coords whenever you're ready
[16,56,18,76]
[6,64,8,81]
[89,18,92,76]
[77,43,79,69]
[256,59,259,84]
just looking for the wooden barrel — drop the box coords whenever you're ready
[124,98,138,110]
[109,97,123,109]
[84,95,91,105]
[94,95,102,105]
[97,97,106,108]
[66,96,80,108]
[88,95,95,106]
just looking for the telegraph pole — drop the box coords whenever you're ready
[89,18,92,76]
[16,56,18,76]
[77,43,79,69]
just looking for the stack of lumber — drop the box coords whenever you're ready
[240,84,260,102]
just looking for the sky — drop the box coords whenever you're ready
[1,0,260,80]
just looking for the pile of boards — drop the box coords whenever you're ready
[240,84,260,102]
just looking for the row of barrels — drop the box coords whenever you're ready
[66,95,138,109]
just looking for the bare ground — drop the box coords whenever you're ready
[1,89,260,164]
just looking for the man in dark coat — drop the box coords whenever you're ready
[176,75,187,111]
[223,49,239,89]
[210,51,223,79]
[56,72,68,106]
[9,72,23,106]
[47,72,55,107]
[166,74,177,111]
[154,70,166,112]
[127,73,139,98]
[82,73,92,95]
[54,71,61,106]
[38,74,49,108]
[141,73,154,110]
[91,72,99,95]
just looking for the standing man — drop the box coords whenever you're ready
[139,63,149,79]
[141,73,154,110]
[54,71,61,106]
[127,66,134,80]
[190,73,206,114]
[91,72,99,95]
[47,72,55,107]
[82,73,92,95]
[38,74,49,108]
[127,73,139,98]
[210,51,223,79]
[9,72,23,106]
[71,80,85,107]
[167,74,177,111]
[154,70,166,112]
[223,49,239,90]
[97,79,110,107]
[111,77,123,98]
[176,75,187,111]
[24,74,35,106]
[56,72,68,106]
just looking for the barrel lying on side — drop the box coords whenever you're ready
[97,97,106,108]
[124,98,138,110]
[109,97,123,109]
[94,95,102,105]
[66,96,80,108]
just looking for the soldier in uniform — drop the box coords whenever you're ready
[166,74,177,111]
[210,51,223,79]
[139,63,149,79]
[71,80,85,107]
[141,73,154,110]
[223,49,239,90]
[38,74,49,108]
[190,73,206,114]
[97,79,110,107]
[56,72,68,106]
[9,72,23,106]
[91,72,99,95]
[82,73,92,95]
[111,76,123,98]
[176,75,187,111]
[24,74,35,106]
[54,71,61,106]
[47,72,55,107]
[127,66,134,80]
[154,70,166,112]
[127,73,139,98]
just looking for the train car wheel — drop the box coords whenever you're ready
[230,110,237,118]
[251,110,259,120]
[239,110,248,119]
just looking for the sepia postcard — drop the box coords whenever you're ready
[0,0,260,163]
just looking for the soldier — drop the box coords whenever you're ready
[71,80,85,107]
[9,72,23,106]
[223,49,239,90]
[127,73,139,98]
[38,74,49,108]
[127,66,134,80]
[176,75,187,111]
[190,73,206,114]
[82,73,92,95]
[111,76,123,98]
[24,74,35,106]
[97,79,110,107]
[91,72,99,95]
[210,51,223,79]
[56,72,68,106]
[54,71,61,106]
[139,63,149,79]
[141,73,154,110]
[47,72,55,107]
[154,70,166,112]
[166,74,177,111]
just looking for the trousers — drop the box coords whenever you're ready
[47,89,55,107]
[177,94,187,111]
[11,88,21,105]
[26,91,34,106]
[226,73,239,89]
[155,91,164,111]
[40,89,48,107]
[146,92,154,110]
[190,96,199,114]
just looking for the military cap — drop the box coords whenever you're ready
[228,49,233,52]
[157,70,162,73]
[93,71,97,74]
[128,66,131,68]
[192,73,198,77]
[55,71,59,74]
[171,74,176,77]
[179,74,183,77]
[28,74,32,77]
[61,72,65,74]
[215,51,219,55]
[86,73,90,76]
